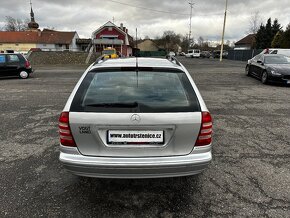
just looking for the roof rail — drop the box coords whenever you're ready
[165,55,181,67]
[93,54,108,65]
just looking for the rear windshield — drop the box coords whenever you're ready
[70,69,201,113]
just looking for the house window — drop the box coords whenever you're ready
[43,44,47,47]
[58,44,63,47]
[65,44,69,49]
[15,44,19,46]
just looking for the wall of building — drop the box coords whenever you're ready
[95,28,126,42]
[92,24,134,57]
[36,43,80,52]
[36,43,57,51]
[0,43,37,53]
[70,33,80,51]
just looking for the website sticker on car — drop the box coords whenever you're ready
[108,130,164,144]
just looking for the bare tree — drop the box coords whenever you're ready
[4,16,29,31]
[156,31,182,52]
[198,36,204,46]
[247,11,262,34]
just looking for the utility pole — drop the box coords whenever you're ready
[220,0,228,62]
[188,0,194,49]
[135,28,138,56]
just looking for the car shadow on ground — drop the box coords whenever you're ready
[0,76,20,80]
[0,75,35,80]
[60,174,204,216]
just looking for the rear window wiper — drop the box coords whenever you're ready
[84,102,139,108]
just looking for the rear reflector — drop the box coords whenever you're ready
[195,112,213,146]
[58,112,76,147]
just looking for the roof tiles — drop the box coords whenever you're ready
[0,30,76,44]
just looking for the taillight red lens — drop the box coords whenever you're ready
[59,112,76,147]
[195,112,213,146]
[25,60,31,69]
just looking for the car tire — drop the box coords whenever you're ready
[245,65,250,76]
[19,71,29,79]
[261,71,268,84]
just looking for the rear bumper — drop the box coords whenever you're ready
[59,146,212,178]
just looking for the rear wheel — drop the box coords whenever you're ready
[261,71,268,84]
[19,71,29,79]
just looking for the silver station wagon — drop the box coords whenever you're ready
[59,57,212,178]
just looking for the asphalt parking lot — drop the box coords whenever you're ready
[0,57,289,217]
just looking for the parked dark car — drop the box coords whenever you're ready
[212,50,228,59]
[0,53,33,79]
[246,54,290,85]
[200,51,211,58]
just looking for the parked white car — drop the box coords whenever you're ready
[185,49,200,58]
[260,48,290,57]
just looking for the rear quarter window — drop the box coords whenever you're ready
[71,69,201,113]
[7,55,20,62]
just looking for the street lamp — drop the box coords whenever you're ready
[188,0,195,49]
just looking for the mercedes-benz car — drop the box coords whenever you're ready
[59,57,213,178]
[246,54,290,84]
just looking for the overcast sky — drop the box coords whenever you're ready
[0,0,290,43]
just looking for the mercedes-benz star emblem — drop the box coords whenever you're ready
[130,114,141,123]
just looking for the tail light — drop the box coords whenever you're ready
[59,112,76,147]
[25,60,31,69]
[195,112,213,146]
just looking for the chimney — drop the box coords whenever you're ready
[125,28,128,34]
[120,23,123,29]
[37,29,41,37]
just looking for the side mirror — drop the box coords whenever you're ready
[257,60,264,65]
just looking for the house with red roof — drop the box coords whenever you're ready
[92,21,134,57]
[0,3,80,53]
[235,34,256,49]
[0,29,80,53]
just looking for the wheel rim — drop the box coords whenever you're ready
[20,71,28,79]
[262,72,267,83]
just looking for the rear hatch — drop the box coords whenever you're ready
[69,68,202,157]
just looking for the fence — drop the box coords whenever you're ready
[228,49,263,61]
[137,51,167,57]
